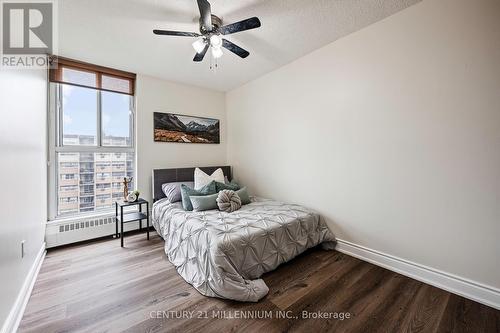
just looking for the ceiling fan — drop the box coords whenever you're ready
[153,0,261,63]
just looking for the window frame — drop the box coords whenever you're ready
[48,81,136,221]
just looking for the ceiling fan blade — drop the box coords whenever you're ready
[222,39,249,58]
[193,44,210,62]
[153,30,200,37]
[220,17,261,35]
[197,0,212,32]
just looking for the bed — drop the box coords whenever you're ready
[151,166,336,302]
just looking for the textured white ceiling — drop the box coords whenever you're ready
[58,0,421,91]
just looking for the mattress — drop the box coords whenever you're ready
[152,197,336,302]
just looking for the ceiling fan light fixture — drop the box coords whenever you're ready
[153,1,261,64]
[192,38,206,53]
[209,34,222,48]
[211,46,223,59]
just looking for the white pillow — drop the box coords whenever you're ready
[194,168,225,190]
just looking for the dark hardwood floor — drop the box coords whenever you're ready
[18,232,499,333]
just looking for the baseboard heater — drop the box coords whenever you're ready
[45,215,146,248]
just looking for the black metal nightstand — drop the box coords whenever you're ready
[115,198,150,247]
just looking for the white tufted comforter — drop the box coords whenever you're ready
[152,197,336,302]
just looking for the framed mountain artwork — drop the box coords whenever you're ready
[153,112,220,144]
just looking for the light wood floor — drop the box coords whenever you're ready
[19,232,499,333]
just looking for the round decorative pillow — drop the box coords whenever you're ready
[216,190,242,213]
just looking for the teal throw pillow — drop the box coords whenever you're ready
[190,193,219,212]
[215,181,240,192]
[235,187,251,205]
[181,181,216,211]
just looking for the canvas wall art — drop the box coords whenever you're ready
[153,112,220,144]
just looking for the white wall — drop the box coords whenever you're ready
[227,0,500,290]
[0,68,47,329]
[136,75,226,203]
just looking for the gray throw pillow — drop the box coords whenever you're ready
[181,181,216,211]
[190,193,219,212]
[162,181,194,203]
[235,187,251,205]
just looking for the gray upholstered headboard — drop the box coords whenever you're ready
[152,166,232,202]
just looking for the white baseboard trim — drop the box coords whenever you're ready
[335,239,500,310]
[1,242,46,333]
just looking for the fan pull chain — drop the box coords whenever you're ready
[209,52,219,73]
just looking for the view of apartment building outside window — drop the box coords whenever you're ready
[57,140,134,215]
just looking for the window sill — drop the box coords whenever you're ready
[47,208,137,225]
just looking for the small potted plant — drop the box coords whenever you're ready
[133,190,140,200]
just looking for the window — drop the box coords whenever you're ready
[48,57,136,219]
[60,174,76,180]
[61,85,98,146]
[102,91,132,146]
